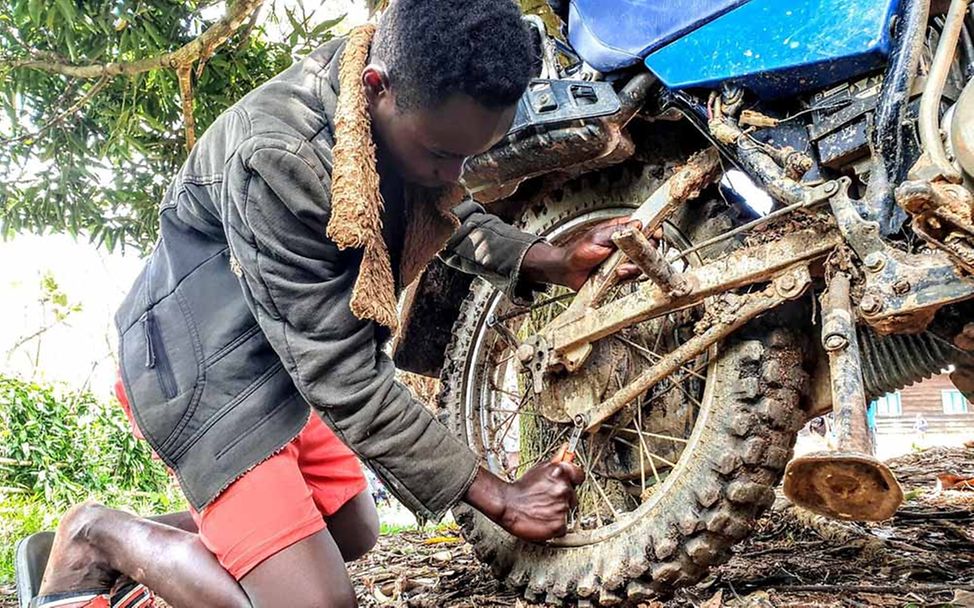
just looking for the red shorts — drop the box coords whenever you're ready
[115,375,368,579]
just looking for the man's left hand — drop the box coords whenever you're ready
[521,217,644,291]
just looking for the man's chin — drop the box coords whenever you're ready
[407,175,450,189]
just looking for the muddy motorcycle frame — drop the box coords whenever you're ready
[394,0,974,522]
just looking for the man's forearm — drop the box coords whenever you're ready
[462,467,509,523]
[520,241,568,287]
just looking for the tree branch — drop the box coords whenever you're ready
[5,0,266,79]
[177,64,197,151]
[1,76,109,145]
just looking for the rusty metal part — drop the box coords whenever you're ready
[707,95,811,206]
[912,0,971,184]
[582,266,811,432]
[784,273,904,522]
[672,180,839,264]
[862,0,929,234]
[952,80,974,178]
[518,335,552,395]
[537,336,626,422]
[956,322,974,351]
[556,148,721,372]
[859,246,974,333]
[611,227,691,297]
[545,226,840,362]
[829,178,974,333]
[897,178,974,274]
[567,148,721,313]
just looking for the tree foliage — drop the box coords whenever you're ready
[0,1,344,253]
[0,374,173,506]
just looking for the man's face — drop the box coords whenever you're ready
[365,66,517,188]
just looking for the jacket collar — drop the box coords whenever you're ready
[322,25,464,332]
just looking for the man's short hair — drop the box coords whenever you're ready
[372,0,534,110]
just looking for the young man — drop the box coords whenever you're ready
[31,1,637,606]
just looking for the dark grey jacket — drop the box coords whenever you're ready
[115,38,541,518]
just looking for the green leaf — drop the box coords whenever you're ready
[27,0,42,24]
[285,8,306,37]
[54,0,76,26]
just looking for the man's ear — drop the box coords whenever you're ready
[362,64,391,104]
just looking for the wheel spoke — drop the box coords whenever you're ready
[578,451,621,520]
[634,406,662,487]
[636,405,646,493]
[493,292,577,323]
[490,352,515,369]
[503,426,569,477]
[605,427,688,444]
[614,335,707,382]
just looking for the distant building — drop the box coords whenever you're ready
[864,371,973,459]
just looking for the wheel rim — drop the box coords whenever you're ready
[461,207,720,546]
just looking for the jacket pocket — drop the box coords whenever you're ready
[120,290,204,456]
[141,309,178,400]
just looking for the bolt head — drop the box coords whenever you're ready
[516,343,536,363]
[892,280,911,295]
[860,294,883,315]
[824,334,848,351]
[864,252,886,272]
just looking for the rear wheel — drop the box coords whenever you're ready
[439,166,809,604]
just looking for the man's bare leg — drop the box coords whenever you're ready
[37,494,379,607]
[323,491,379,562]
[37,502,249,608]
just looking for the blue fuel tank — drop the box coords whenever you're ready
[643,0,900,97]
[566,0,899,98]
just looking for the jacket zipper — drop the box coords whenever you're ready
[141,310,178,400]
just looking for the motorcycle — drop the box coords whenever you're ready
[392,0,974,603]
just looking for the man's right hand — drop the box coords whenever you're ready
[463,463,585,542]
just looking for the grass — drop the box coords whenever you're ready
[379,520,460,536]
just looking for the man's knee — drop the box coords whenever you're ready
[338,510,379,562]
[330,493,380,562]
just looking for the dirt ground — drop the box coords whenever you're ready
[2,446,972,608]
[346,446,974,608]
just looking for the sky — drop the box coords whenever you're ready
[0,0,368,399]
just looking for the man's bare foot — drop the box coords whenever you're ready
[36,502,119,598]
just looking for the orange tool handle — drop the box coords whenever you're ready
[551,442,576,464]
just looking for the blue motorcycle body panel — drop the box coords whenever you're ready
[566,0,749,73]
[643,0,900,97]
[567,0,899,98]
